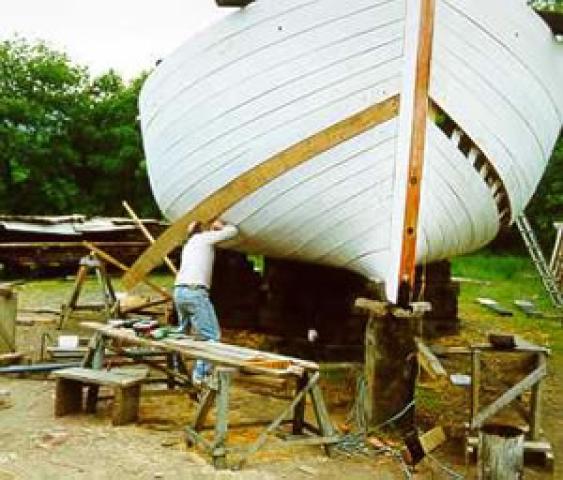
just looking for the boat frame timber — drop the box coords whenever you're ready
[122,95,400,290]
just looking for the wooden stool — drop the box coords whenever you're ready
[52,367,145,425]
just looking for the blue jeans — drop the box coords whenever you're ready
[174,286,220,382]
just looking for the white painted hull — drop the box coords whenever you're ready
[139,0,563,287]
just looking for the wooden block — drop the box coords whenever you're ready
[55,378,83,416]
[112,384,141,425]
[419,426,446,454]
[489,333,516,350]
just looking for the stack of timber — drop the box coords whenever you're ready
[0,215,169,274]
[413,260,460,337]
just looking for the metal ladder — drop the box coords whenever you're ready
[516,214,563,308]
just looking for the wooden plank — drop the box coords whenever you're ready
[80,322,313,377]
[415,338,447,379]
[51,367,146,387]
[122,201,178,276]
[310,383,336,456]
[354,298,431,317]
[83,241,172,300]
[471,363,547,429]
[194,389,217,432]
[397,0,436,301]
[81,321,318,371]
[0,242,148,248]
[122,96,400,290]
[419,426,446,454]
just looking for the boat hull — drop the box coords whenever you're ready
[139,0,563,284]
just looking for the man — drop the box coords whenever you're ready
[174,219,238,386]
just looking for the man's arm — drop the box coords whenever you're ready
[200,223,239,244]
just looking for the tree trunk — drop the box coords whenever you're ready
[478,424,524,480]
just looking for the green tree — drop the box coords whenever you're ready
[527,133,563,248]
[0,37,87,212]
[0,37,158,217]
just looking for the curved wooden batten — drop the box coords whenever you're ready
[122,95,400,289]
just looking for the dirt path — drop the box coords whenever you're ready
[0,377,412,480]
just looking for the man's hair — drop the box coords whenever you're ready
[187,221,203,241]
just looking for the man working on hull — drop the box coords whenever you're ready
[174,219,239,386]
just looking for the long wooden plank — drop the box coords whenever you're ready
[397,0,436,301]
[83,241,172,300]
[80,322,317,375]
[122,201,178,275]
[122,96,400,290]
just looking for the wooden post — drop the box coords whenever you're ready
[478,424,524,480]
[213,368,233,469]
[530,352,546,440]
[292,372,308,435]
[357,299,423,431]
[0,287,17,353]
[471,349,481,423]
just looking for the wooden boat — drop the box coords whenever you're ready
[134,0,563,300]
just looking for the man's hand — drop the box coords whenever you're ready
[211,219,226,231]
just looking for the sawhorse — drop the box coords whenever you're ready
[78,321,337,470]
[59,254,117,329]
[185,367,337,469]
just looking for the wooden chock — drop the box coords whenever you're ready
[356,298,426,431]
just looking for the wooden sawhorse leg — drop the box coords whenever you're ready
[185,367,234,469]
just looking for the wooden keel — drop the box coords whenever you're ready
[394,0,436,307]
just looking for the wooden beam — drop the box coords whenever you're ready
[83,241,171,300]
[80,321,318,376]
[0,242,148,249]
[397,0,436,302]
[122,201,178,276]
[122,96,400,290]
[471,363,547,429]
[415,338,447,379]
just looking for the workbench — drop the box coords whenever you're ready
[78,322,337,469]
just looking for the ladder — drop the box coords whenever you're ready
[516,214,563,308]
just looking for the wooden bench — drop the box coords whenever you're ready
[52,367,146,425]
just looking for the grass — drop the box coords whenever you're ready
[415,252,563,440]
[452,252,562,352]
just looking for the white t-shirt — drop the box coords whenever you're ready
[175,224,238,288]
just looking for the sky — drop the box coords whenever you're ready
[0,0,230,79]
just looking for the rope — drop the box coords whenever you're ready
[338,375,465,479]
[426,453,465,479]
[334,375,414,479]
